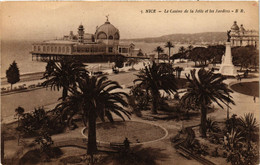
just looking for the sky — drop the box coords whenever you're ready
[1,1,259,40]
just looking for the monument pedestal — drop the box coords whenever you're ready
[219,42,237,76]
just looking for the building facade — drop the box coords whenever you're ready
[31,17,142,62]
[230,21,259,48]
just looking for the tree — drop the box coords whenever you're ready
[115,56,125,69]
[178,46,186,62]
[55,75,130,163]
[127,58,139,70]
[165,41,174,63]
[181,69,235,137]
[154,46,164,63]
[41,58,87,101]
[186,45,193,59]
[134,62,177,114]
[6,61,20,90]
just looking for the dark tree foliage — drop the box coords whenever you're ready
[232,46,258,71]
[134,62,177,114]
[55,75,130,163]
[181,69,235,137]
[41,58,87,101]
[165,41,174,63]
[6,61,20,90]
[115,56,125,68]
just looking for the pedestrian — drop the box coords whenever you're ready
[253,95,256,103]
[123,137,130,150]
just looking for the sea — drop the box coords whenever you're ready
[1,39,197,78]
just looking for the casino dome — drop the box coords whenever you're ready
[96,20,120,40]
[231,21,239,31]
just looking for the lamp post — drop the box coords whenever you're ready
[227,94,230,120]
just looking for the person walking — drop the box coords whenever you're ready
[253,95,256,103]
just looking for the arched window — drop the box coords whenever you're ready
[54,47,57,52]
[38,46,41,51]
[66,47,70,53]
[51,47,54,52]
[108,35,113,40]
[114,33,119,40]
[97,32,107,39]
[58,47,61,52]
[47,46,50,52]
[43,46,46,52]
[62,47,65,53]
[34,46,37,51]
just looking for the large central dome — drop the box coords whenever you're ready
[231,21,239,31]
[95,20,120,40]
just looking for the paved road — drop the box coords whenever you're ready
[1,72,44,86]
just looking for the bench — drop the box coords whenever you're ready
[110,142,126,150]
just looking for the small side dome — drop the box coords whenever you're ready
[240,24,246,32]
[231,21,239,31]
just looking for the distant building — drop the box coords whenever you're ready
[31,17,142,62]
[230,21,259,48]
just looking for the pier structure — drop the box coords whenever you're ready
[31,17,145,62]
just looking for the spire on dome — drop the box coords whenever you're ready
[105,14,110,24]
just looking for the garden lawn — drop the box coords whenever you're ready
[84,121,166,144]
[230,81,259,97]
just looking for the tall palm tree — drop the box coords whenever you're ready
[186,45,193,59]
[179,46,186,62]
[154,46,164,63]
[165,41,174,63]
[134,62,177,114]
[55,75,130,163]
[42,58,87,101]
[181,69,235,137]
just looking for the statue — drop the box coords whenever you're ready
[227,30,231,42]
[106,14,109,22]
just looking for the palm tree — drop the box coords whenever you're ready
[181,69,235,137]
[42,58,87,101]
[179,46,186,62]
[238,113,257,151]
[154,46,164,63]
[186,45,193,59]
[165,41,174,63]
[55,75,130,163]
[134,62,177,114]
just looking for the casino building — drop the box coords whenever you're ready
[230,21,259,48]
[31,17,143,62]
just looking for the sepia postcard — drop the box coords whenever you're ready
[1,1,259,165]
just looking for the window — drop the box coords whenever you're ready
[62,47,65,53]
[108,35,113,40]
[97,32,107,39]
[114,33,119,40]
[119,48,121,53]
[34,46,37,51]
[86,48,89,52]
[51,47,54,52]
[47,46,50,52]
[109,47,113,53]
[38,46,41,51]
[55,47,57,52]
[58,47,61,52]
[43,46,46,52]
[66,47,70,53]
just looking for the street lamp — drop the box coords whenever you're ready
[227,94,230,120]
